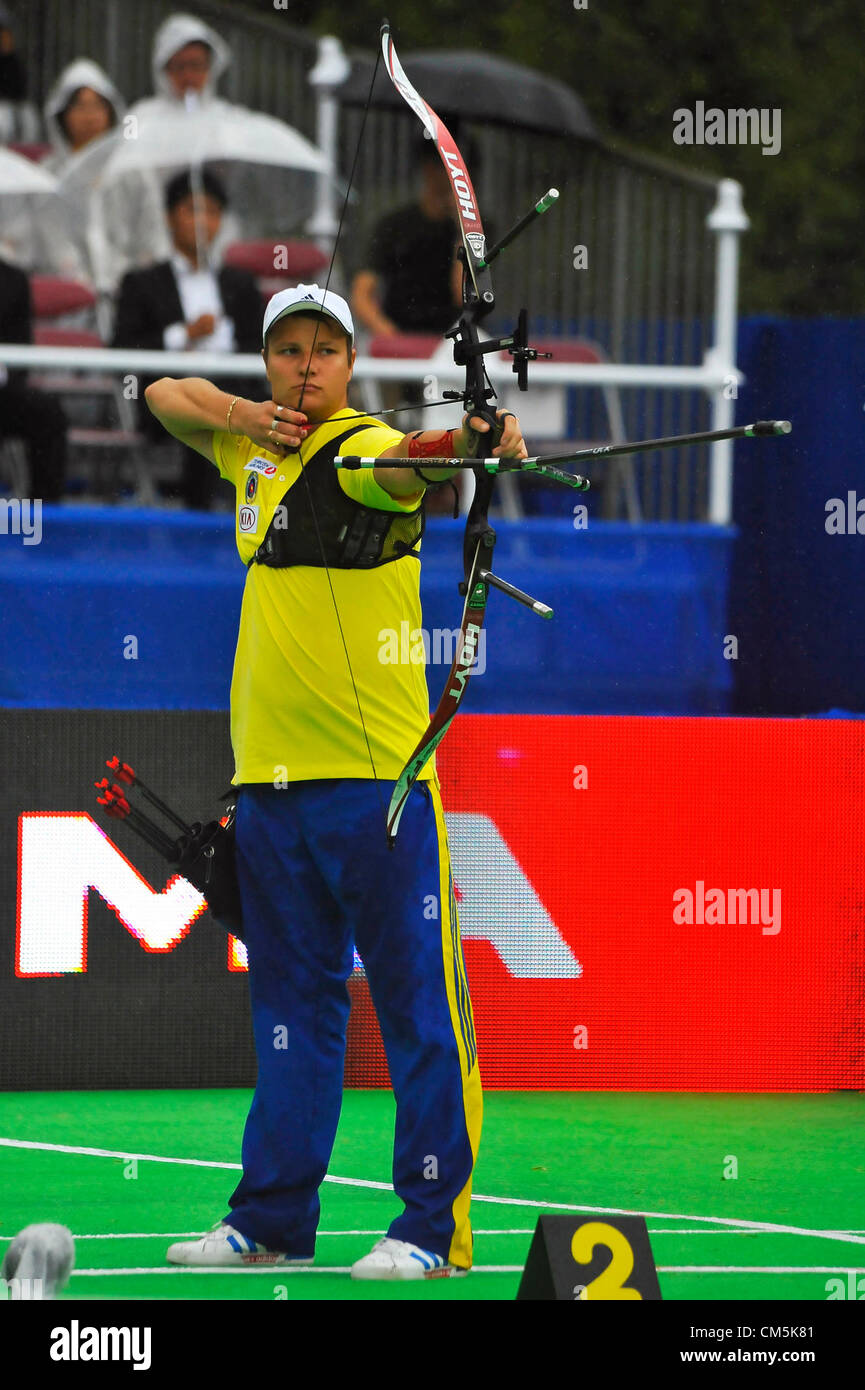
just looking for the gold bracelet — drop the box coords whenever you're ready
[226,396,240,434]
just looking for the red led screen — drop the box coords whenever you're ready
[5,711,862,1092]
[352,715,865,1091]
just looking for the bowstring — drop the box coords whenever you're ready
[329,396,456,421]
[287,43,390,829]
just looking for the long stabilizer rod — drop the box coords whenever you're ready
[479,188,559,268]
[337,420,792,474]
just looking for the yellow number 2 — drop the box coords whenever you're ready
[570,1222,642,1300]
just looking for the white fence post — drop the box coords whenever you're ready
[306,35,351,257]
[706,179,749,525]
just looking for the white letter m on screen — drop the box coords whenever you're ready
[16,813,206,975]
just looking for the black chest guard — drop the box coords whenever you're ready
[248,425,425,571]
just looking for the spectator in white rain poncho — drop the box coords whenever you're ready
[88,13,242,295]
[0,57,125,282]
[42,58,124,177]
[130,11,233,122]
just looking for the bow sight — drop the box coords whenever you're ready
[442,306,554,399]
[441,194,560,404]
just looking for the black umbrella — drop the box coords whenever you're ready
[337,48,598,141]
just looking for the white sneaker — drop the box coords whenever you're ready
[351,1237,468,1281]
[166,1222,313,1268]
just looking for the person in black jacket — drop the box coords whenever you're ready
[0,8,25,102]
[0,4,38,143]
[113,168,264,509]
[0,257,68,502]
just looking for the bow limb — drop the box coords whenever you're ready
[381,26,492,311]
[379,24,504,844]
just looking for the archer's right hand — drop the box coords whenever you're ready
[231,399,310,454]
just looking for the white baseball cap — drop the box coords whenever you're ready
[262,284,354,348]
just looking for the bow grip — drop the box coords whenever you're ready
[463,402,501,461]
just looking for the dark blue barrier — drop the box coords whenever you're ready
[732,316,865,715]
[0,509,241,709]
[0,507,735,714]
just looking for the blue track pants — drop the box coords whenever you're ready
[224,778,482,1267]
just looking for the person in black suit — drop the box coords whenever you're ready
[113,168,263,509]
[0,257,68,501]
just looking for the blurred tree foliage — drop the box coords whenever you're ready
[257,0,863,315]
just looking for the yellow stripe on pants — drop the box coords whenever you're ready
[430,779,483,1269]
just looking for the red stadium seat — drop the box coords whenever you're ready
[368,332,442,359]
[354,333,445,444]
[26,277,155,502]
[222,239,329,278]
[29,276,97,320]
[357,331,461,515]
[34,328,103,348]
[223,239,330,303]
[495,335,637,520]
[526,339,607,364]
[5,141,52,163]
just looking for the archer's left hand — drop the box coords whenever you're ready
[460,409,528,459]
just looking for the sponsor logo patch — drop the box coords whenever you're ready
[238,504,259,533]
[244,457,278,477]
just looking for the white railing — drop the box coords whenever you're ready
[0,339,744,523]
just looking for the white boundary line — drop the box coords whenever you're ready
[62,1264,864,1278]
[649,1228,865,1236]
[659,1266,864,1275]
[66,1265,520,1276]
[2,1136,863,1248]
[4,1228,864,1241]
